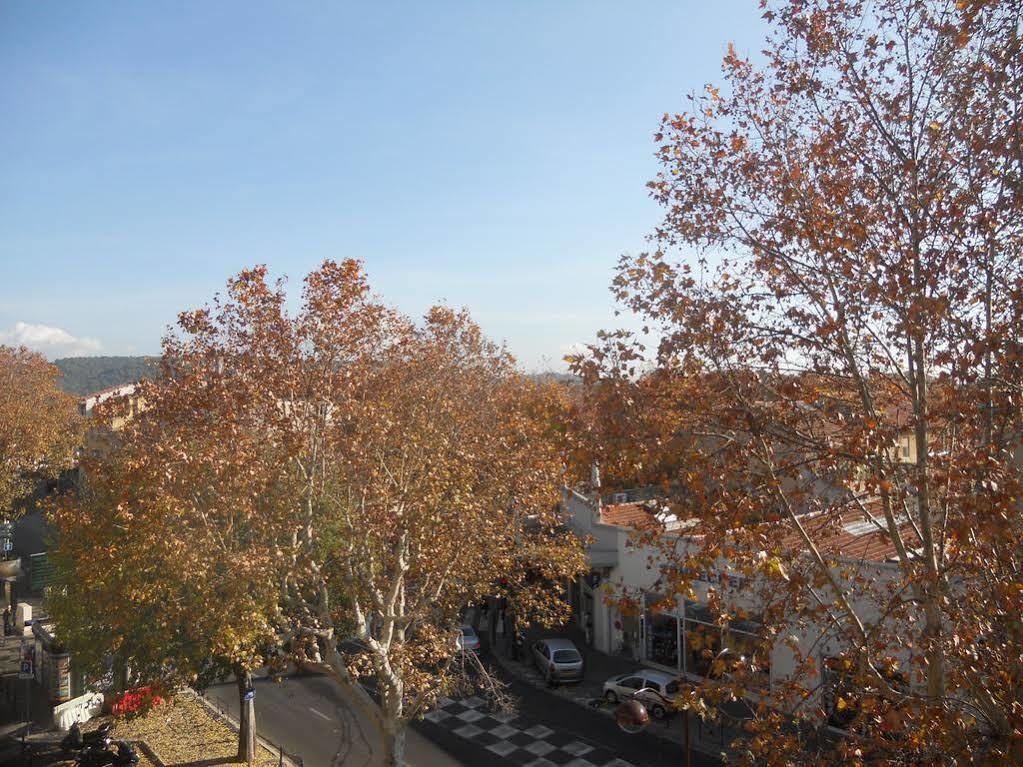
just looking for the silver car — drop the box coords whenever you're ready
[456,625,481,653]
[530,638,584,684]
[602,669,681,720]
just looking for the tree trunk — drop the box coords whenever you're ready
[113,655,129,693]
[236,666,256,764]
[383,724,406,767]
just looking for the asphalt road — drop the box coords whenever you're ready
[203,673,464,767]
[495,670,721,767]
[203,659,721,767]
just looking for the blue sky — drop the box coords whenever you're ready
[0,2,765,369]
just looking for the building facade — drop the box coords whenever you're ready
[562,485,904,722]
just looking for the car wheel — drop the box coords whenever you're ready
[604,689,618,704]
[651,704,667,720]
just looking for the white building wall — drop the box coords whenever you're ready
[563,485,906,710]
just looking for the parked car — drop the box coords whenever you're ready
[530,638,584,684]
[456,625,481,653]
[602,668,681,720]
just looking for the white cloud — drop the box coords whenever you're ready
[561,341,590,358]
[0,322,102,359]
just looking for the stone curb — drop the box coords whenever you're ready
[135,739,163,767]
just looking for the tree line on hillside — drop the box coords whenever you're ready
[53,356,158,396]
[52,355,572,397]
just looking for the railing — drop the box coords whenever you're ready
[199,691,304,767]
[696,705,751,752]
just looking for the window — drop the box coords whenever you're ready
[726,620,770,689]
[553,649,581,663]
[683,603,769,689]
[684,602,722,677]
[644,593,680,669]
[822,657,860,730]
[642,676,678,696]
[620,676,644,690]
[647,613,679,668]
[685,622,723,677]
[641,676,664,694]
[822,656,907,731]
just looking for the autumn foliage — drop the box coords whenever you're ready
[0,345,80,517]
[53,260,585,766]
[573,0,1023,764]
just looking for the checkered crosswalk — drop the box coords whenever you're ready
[424,695,637,767]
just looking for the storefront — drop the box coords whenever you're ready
[638,596,771,689]
[643,592,680,669]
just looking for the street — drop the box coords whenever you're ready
[203,659,721,767]
[203,673,463,767]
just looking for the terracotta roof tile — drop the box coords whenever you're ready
[775,502,919,563]
[600,502,662,530]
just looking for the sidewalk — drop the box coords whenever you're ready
[472,609,739,760]
[0,622,54,739]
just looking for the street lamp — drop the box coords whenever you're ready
[612,647,732,767]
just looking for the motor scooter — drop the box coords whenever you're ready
[75,739,139,767]
[62,722,114,753]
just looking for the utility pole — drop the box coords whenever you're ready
[683,705,691,767]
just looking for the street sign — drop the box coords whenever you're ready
[243,689,255,701]
[18,660,33,680]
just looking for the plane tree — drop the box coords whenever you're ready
[54,261,586,767]
[571,0,1023,763]
[0,346,80,519]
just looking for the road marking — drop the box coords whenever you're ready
[309,706,333,721]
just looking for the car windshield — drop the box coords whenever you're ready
[553,649,582,663]
[461,627,476,637]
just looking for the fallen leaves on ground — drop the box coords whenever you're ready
[82,693,278,767]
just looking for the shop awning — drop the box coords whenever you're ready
[588,547,618,568]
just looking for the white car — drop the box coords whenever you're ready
[456,625,481,653]
[602,669,681,720]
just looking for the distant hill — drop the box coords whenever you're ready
[54,356,158,396]
[527,372,579,384]
[51,357,574,396]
